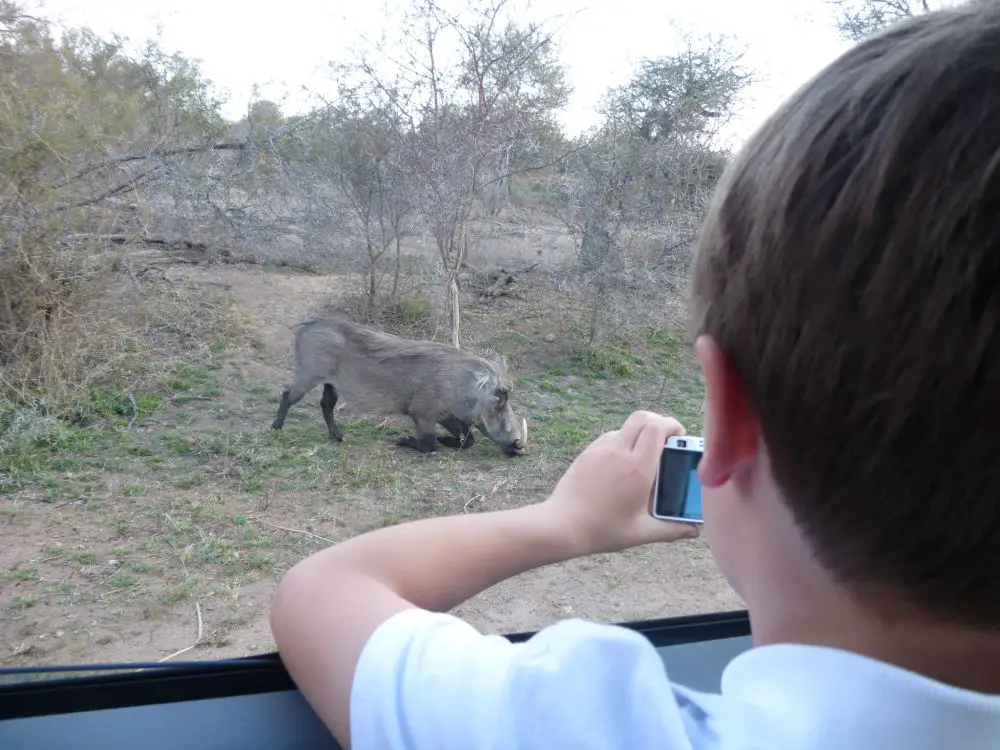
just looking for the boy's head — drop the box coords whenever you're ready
[690,4,1000,631]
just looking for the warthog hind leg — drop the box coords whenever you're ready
[272,391,293,430]
[319,383,343,442]
[272,374,322,430]
[438,417,475,450]
[395,416,439,454]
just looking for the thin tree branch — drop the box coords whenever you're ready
[55,141,248,188]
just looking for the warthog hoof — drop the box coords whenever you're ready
[393,435,437,455]
[438,434,475,450]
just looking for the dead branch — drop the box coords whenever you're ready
[60,165,165,211]
[484,261,540,284]
[651,237,694,269]
[478,262,540,302]
[157,601,204,662]
[185,279,232,289]
[477,130,604,192]
[249,516,337,545]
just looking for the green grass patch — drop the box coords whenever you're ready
[8,595,37,617]
[164,362,221,400]
[567,344,643,379]
[0,419,146,495]
[88,389,163,425]
[6,567,41,583]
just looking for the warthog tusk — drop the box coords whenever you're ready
[521,417,527,447]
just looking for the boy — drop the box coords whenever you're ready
[270,5,1000,748]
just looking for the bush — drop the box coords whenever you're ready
[0,3,224,419]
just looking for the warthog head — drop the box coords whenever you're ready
[474,355,527,456]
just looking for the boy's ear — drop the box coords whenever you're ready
[694,335,759,487]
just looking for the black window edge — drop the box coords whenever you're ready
[0,609,750,721]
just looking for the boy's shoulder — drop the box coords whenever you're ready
[348,608,1000,750]
[349,608,719,749]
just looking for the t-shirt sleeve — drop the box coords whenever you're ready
[349,607,699,750]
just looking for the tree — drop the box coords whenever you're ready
[337,0,571,348]
[0,1,239,392]
[826,0,975,40]
[550,31,751,345]
[293,99,414,317]
[456,12,571,216]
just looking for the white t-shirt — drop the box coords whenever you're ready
[349,608,1000,749]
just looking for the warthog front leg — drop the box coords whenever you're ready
[395,416,439,454]
[438,417,475,450]
[320,384,343,442]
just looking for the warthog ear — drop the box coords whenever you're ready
[489,352,508,374]
[494,385,510,408]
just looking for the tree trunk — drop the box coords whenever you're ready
[580,212,612,273]
[392,233,402,298]
[447,271,461,349]
[588,290,601,346]
[443,217,468,349]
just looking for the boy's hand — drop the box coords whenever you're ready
[541,410,700,555]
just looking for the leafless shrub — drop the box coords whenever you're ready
[329,0,574,348]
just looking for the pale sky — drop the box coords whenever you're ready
[27,0,853,150]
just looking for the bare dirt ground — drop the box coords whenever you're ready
[0,226,743,670]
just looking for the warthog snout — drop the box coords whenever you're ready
[505,418,528,456]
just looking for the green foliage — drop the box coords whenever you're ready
[0,7,223,196]
[342,291,435,338]
[565,32,751,230]
[602,34,753,144]
[390,295,434,332]
[89,389,163,424]
[245,99,285,133]
[569,345,643,379]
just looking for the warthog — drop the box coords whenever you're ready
[271,316,528,456]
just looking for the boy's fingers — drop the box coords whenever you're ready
[638,515,701,543]
[616,410,663,450]
[665,522,701,541]
[594,429,618,445]
[634,415,685,466]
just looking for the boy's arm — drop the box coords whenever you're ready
[269,410,699,749]
[270,503,589,746]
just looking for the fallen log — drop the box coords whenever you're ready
[61,233,209,252]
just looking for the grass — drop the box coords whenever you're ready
[0,265,711,666]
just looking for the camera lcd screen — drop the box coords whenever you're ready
[653,447,703,522]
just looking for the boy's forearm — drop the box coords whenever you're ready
[271,502,592,747]
[290,502,588,613]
